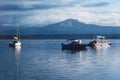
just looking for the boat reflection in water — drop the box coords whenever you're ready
[62,49,82,54]
[14,47,21,80]
[93,45,110,52]
[14,47,21,54]
[61,39,87,51]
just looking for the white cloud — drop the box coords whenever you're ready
[19,5,120,26]
[0,0,120,27]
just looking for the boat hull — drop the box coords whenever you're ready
[88,41,110,49]
[9,41,21,48]
[61,43,87,50]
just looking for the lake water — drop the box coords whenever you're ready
[0,39,120,80]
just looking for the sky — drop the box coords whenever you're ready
[0,0,120,27]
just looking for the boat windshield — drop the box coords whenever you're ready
[94,36,106,42]
[66,39,83,44]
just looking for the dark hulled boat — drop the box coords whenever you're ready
[61,39,87,50]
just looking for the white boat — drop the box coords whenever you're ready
[9,35,21,48]
[88,36,111,49]
[9,40,21,48]
[9,17,21,48]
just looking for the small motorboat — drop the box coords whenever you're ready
[9,40,21,48]
[88,36,111,49]
[61,39,87,50]
[9,36,21,48]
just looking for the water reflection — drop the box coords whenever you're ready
[14,47,21,55]
[62,46,110,54]
[92,46,110,53]
[62,50,81,54]
[1,40,120,80]
[14,47,21,80]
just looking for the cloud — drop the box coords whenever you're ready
[0,0,120,27]
[0,4,60,11]
[82,2,109,7]
[19,6,120,26]
[0,0,83,11]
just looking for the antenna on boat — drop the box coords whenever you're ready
[9,15,21,48]
[16,15,20,41]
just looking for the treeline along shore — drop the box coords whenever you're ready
[0,34,120,39]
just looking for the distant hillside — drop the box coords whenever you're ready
[37,19,120,35]
[0,19,120,39]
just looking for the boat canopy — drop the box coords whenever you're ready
[94,35,106,42]
[66,39,83,44]
[94,36,105,39]
[13,36,18,40]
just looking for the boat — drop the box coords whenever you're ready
[88,36,111,49]
[61,39,87,50]
[9,38,21,48]
[9,17,21,48]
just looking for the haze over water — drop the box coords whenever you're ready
[0,39,120,80]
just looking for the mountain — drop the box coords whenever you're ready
[0,19,120,39]
[32,19,120,35]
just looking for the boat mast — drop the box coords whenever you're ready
[16,15,19,41]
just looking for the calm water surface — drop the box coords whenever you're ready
[0,39,120,80]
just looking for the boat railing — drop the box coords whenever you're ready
[94,36,106,42]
